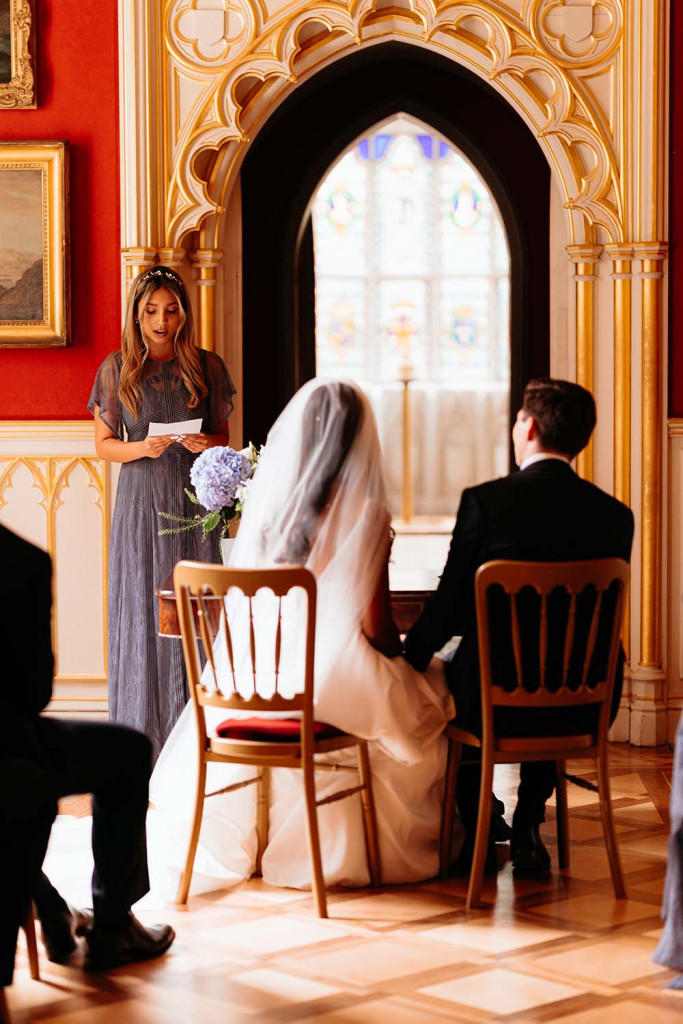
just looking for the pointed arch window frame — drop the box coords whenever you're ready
[312,114,511,387]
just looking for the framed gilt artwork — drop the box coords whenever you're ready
[0,0,36,108]
[0,141,70,347]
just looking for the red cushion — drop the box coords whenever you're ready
[215,716,344,742]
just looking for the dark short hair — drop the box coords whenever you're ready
[522,378,596,458]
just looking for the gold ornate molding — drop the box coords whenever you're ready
[605,242,633,507]
[634,241,668,670]
[121,247,158,288]
[605,241,633,656]
[0,0,35,109]
[567,244,602,482]
[157,246,187,268]
[532,0,622,67]
[161,0,625,249]
[189,249,223,352]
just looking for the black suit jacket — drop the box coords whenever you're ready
[0,524,54,761]
[404,459,635,734]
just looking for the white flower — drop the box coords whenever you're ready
[234,482,249,504]
[239,443,258,463]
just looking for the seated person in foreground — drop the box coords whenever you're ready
[0,523,174,990]
[403,378,634,873]
[150,379,454,892]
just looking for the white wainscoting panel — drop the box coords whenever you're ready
[0,422,111,717]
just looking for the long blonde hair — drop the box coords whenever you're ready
[119,266,208,417]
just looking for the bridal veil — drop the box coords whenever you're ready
[150,379,453,891]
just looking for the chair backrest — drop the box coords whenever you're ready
[174,560,317,723]
[474,558,628,749]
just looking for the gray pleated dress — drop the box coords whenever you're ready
[654,710,683,971]
[88,350,235,760]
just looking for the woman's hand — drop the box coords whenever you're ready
[142,435,175,458]
[179,432,211,453]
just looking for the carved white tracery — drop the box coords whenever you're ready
[150,0,626,248]
[114,0,670,744]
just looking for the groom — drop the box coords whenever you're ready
[403,378,634,873]
[0,523,175,989]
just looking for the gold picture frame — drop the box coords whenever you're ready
[0,141,69,347]
[0,0,36,108]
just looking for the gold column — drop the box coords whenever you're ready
[567,245,603,482]
[605,244,633,656]
[635,244,668,669]
[190,249,223,352]
[157,247,186,271]
[400,372,414,522]
[120,247,157,291]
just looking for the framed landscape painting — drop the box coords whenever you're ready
[0,141,69,347]
[0,0,36,108]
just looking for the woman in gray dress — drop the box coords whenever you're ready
[89,266,235,759]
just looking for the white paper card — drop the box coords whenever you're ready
[147,418,202,438]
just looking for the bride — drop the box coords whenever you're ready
[148,379,454,895]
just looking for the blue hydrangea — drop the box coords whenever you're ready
[190,447,253,513]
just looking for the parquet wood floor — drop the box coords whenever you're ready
[8,743,683,1022]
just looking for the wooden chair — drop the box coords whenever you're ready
[174,560,382,917]
[439,558,629,910]
[21,907,39,983]
[1,907,40,1024]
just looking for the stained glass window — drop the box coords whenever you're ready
[313,115,510,387]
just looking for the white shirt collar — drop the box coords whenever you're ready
[519,452,573,472]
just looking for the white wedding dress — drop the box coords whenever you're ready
[45,380,454,904]
[148,380,454,897]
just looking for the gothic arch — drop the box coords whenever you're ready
[119,0,672,744]
[162,0,625,250]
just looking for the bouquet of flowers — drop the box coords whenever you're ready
[158,443,262,539]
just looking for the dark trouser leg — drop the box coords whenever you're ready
[513,762,557,829]
[454,752,483,837]
[457,755,557,833]
[34,719,152,927]
[0,760,56,986]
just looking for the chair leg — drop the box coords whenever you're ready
[254,766,270,878]
[596,752,627,899]
[176,758,208,905]
[23,905,39,982]
[466,755,494,911]
[556,761,570,870]
[356,741,382,887]
[302,755,328,918]
[439,737,461,880]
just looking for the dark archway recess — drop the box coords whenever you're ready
[241,42,550,451]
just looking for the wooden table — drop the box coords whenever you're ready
[156,565,438,639]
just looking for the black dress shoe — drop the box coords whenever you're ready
[492,794,506,817]
[510,825,551,875]
[40,905,94,964]
[450,836,498,875]
[491,810,513,843]
[84,914,175,972]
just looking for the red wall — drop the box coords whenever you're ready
[0,0,119,420]
[671,0,683,416]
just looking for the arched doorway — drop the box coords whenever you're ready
[311,114,511,516]
[240,42,550,452]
